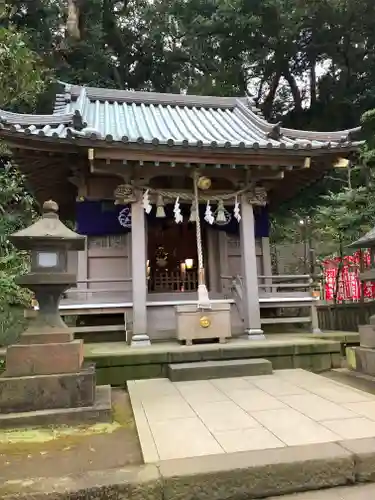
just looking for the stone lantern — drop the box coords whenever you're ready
[346,227,375,377]
[10,199,85,341]
[0,201,111,428]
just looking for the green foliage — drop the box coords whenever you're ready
[1,0,374,127]
[0,160,36,305]
[1,0,375,299]
[0,160,37,345]
[0,26,46,111]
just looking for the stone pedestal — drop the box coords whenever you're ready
[175,303,231,345]
[359,323,375,348]
[0,331,112,428]
[347,319,375,377]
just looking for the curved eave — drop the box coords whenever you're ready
[0,109,74,126]
[349,232,375,249]
[280,125,362,143]
[0,127,363,155]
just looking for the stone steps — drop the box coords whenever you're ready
[167,358,272,382]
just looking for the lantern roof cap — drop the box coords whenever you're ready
[9,200,85,250]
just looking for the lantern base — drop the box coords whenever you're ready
[0,385,112,429]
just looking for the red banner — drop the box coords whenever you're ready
[323,250,375,301]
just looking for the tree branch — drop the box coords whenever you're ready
[262,71,281,120]
[282,66,302,112]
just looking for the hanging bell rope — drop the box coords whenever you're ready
[193,172,211,309]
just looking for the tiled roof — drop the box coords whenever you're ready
[0,82,362,151]
[350,227,375,248]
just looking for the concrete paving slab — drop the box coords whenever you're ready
[128,372,375,463]
[150,417,223,460]
[344,401,375,420]
[174,380,227,404]
[227,388,288,411]
[251,407,341,446]
[211,376,255,392]
[280,394,358,421]
[193,399,261,431]
[251,377,309,396]
[142,394,195,422]
[308,385,373,403]
[322,417,375,440]
[213,426,285,453]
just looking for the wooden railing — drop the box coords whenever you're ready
[317,301,375,332]
[221,274,319,329]
[64,278,132,300]
[258,274,312,293]
[221,274,313,293]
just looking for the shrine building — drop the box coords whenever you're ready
[0,83,361,344]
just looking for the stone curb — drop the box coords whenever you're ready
[3,439,375,500]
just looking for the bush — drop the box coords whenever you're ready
[0,304,27,346]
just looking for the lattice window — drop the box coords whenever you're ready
[227,237,240,249]
[88,234,127,249]
[149,270,198,292]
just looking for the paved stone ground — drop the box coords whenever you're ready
[265,483,375,499]
[128,368,375,462]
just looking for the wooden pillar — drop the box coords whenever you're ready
[261,237,273,292]
[130,196,150,346]
[207,228,219,294]
[218,232,229,296]
[240,195,265,339]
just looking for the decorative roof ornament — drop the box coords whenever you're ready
[114,184,137,204]
[247,187,268,206]
[267,123,282,140]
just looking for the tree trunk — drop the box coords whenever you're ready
[66,0,81,40]
[310,59,317,107]
[333,238,344,304]
[283,67,302,112]
[262,71,281,120]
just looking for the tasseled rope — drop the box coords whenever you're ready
[194,173,211,309]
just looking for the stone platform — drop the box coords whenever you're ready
[128,369,375,462]
[82,334,342,386]
[167,358,273,381]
